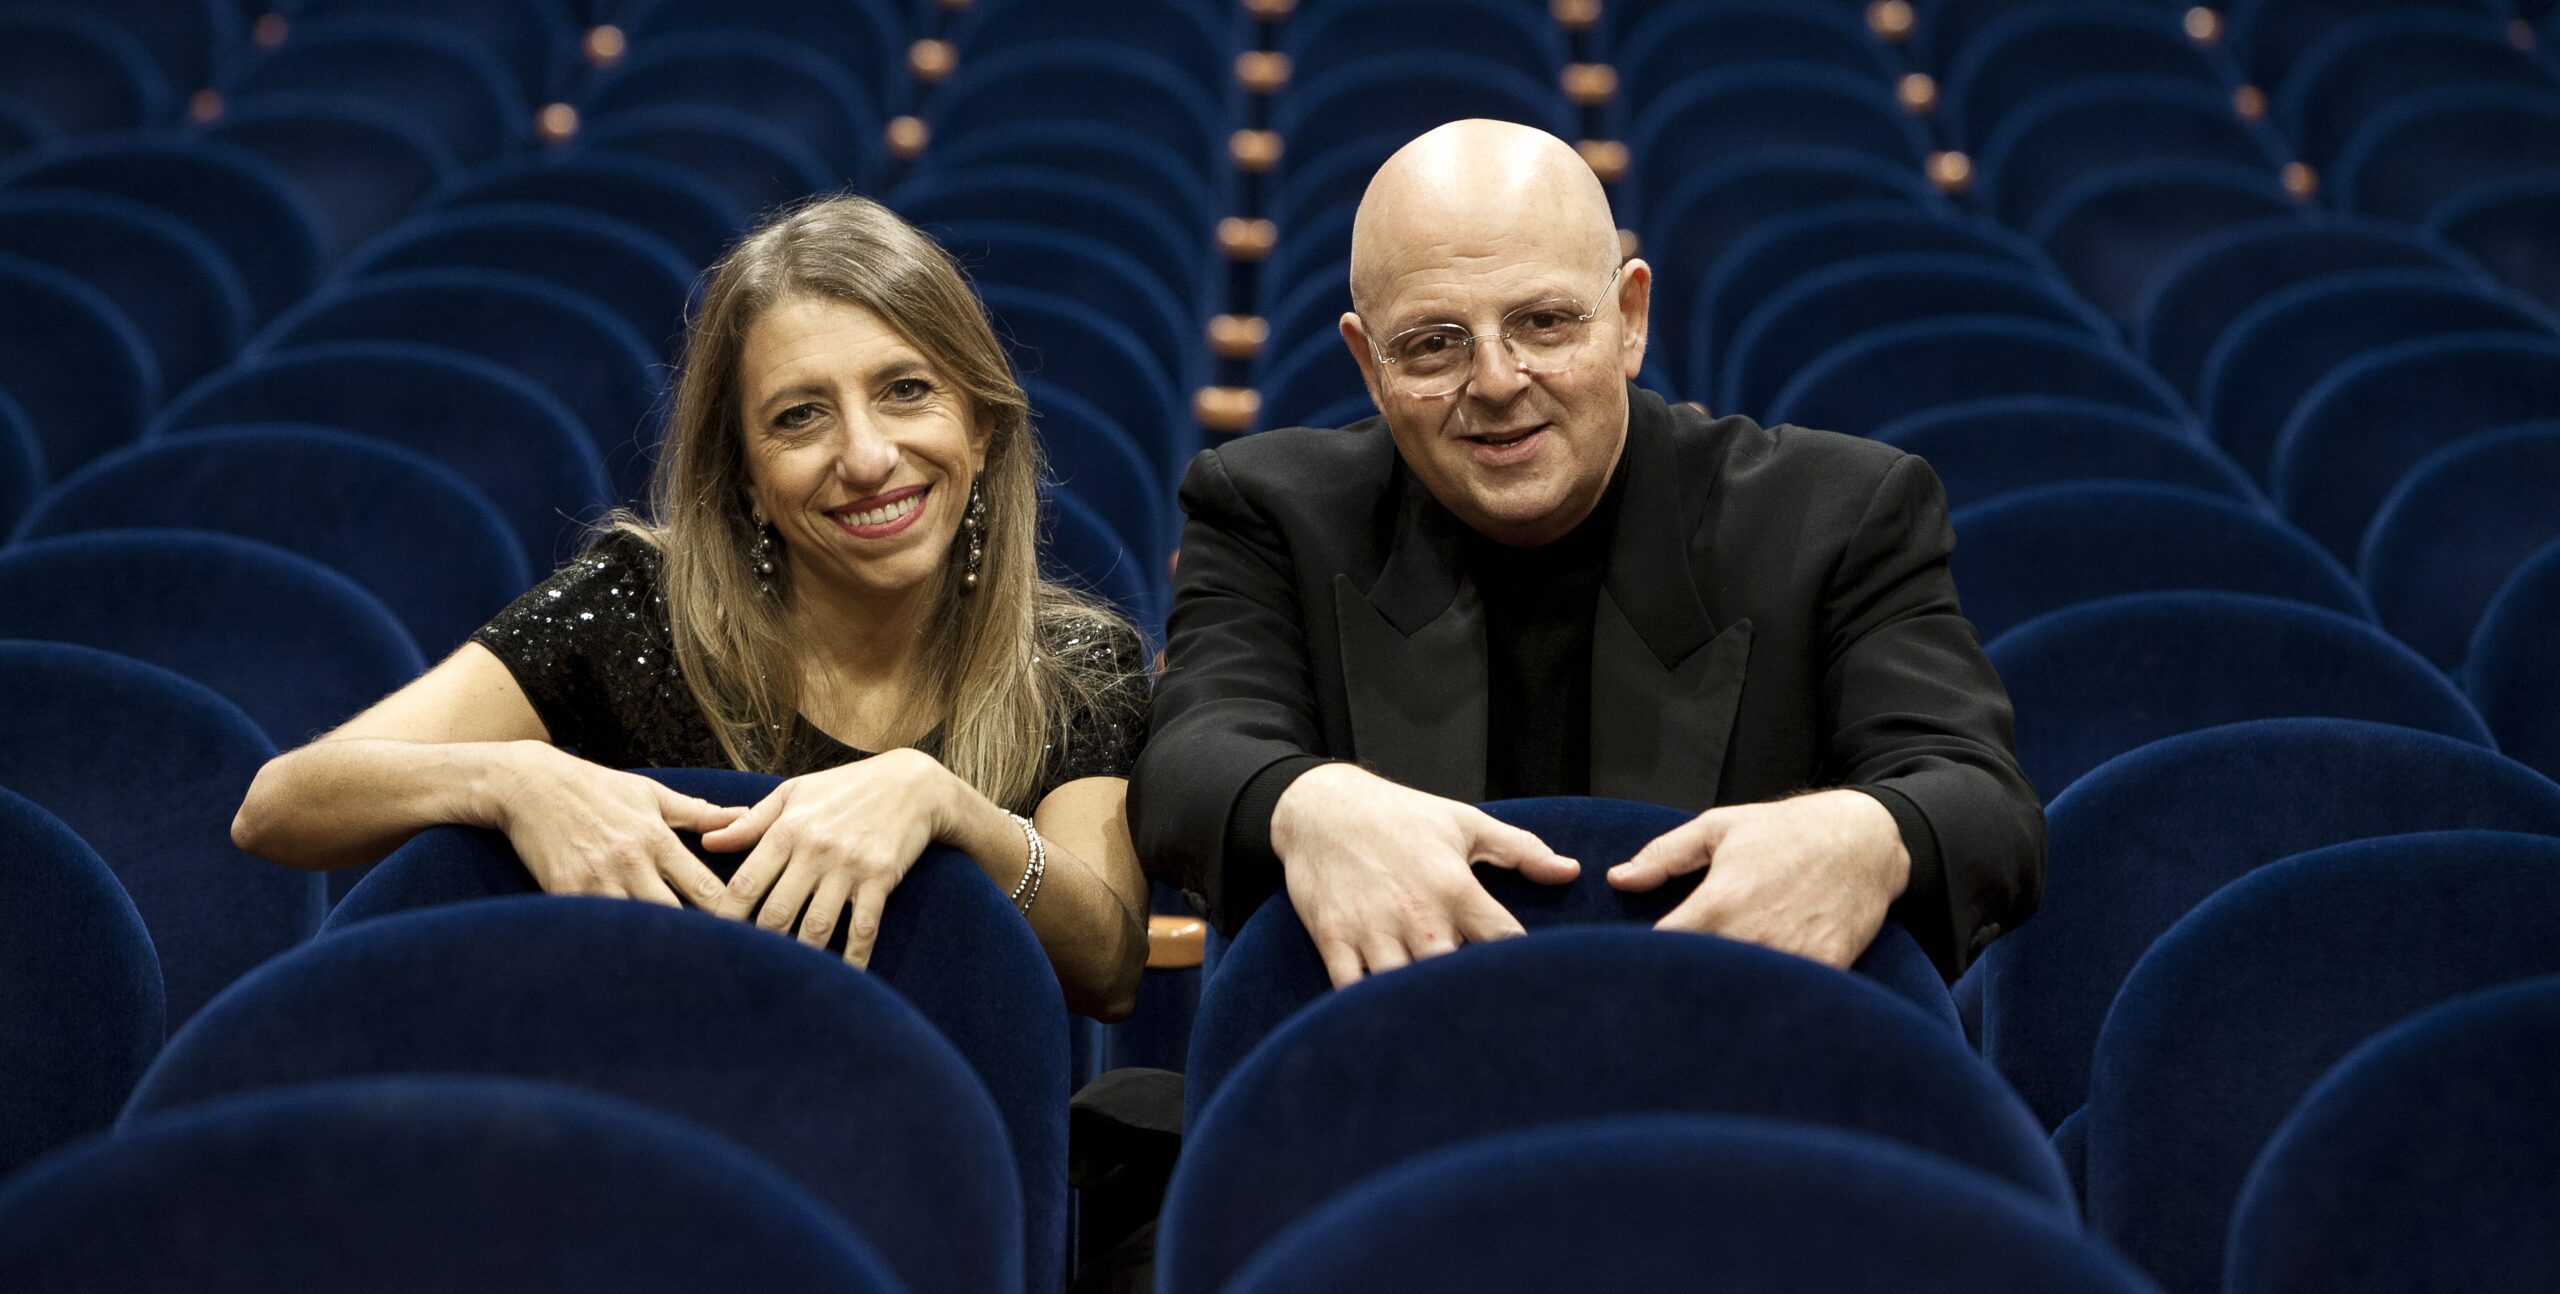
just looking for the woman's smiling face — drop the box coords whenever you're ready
[738,294,991,608]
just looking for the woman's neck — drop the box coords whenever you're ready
[784,572,946,749]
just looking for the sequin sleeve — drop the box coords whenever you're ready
[468,530,714,768]
[1040,615,1153,795]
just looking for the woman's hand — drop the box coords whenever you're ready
[700,748,963,968]
[491,743,746,907]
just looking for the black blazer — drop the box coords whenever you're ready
[1128,387,2042,977]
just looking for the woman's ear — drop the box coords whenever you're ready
[971,407,996,473]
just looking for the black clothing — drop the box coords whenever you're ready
[1130,386,2044,978]
[473,529,1150,807]
[1467,453,1625,801]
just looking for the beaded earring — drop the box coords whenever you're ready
[748,509,780,592]
[959,480,986,590]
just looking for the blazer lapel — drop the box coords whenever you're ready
[1587,390,1753,811]
[1335,467,1489,803]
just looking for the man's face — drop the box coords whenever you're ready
[1344,247,1652,548]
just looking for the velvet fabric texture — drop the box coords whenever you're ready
[205,96,455,259]
[1042,486,1159,637]
[961,0,1237,101]
[15,426,531,659]
[147,339,610,569]
[320,766,1071,1294]
[295,0,567,103]
[1690,203,2038,375]
[1615,5,1898,120]
[932,222,1201,397]
[0,189,249,392]
[2085,831,2560,1294]
[0,135,327,321]
[1019,376,1176,563]
[1764,317,2185,438]
[2028,160,2299,325]
[1715,251,2100,416]
[0,253,153,479]
[2226,977,2560,1294]
[434,152,747,269]
[2330,86,2560,222]
[1160,926,2066,1294]
[925,44,1221,178]
[1941,7,2231,152]
[1186,797,1962,1126]
[230,17,524,166]
[1948,482,2365,642]
[583,36,883,187]
[338,203,699,363]
[974,284,1186,474]
[2426,173,2560,314]
[1280,53,1574,190]
[2132,217,2451,401]
[127,896,1021,1294]
[1986,591,2488,801]
[897,167,1202,309]
[1976,80,2287,231]
[2361,422,2560,670]
[0,10,168,135]
[2199,269,2551,484]
[578,101,841,216]
[0,786,161,1179]
[0,1077,900,1293]
[1975,718,2560,1130]
[2468,539,2560,782]
[1253,328,1365,431]
[247,267,666,500]
[2279,12,2560,168]
[1225,1116,2160,1294]
[0,642,317,1030]
[0,531,423,748]
[1626,66,1928,228]
[1874,397,2250,512]
[2271,334,2560,563]
[618,0,908,118]
[0,391,34,538]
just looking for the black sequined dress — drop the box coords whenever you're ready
[472,530,1150,807]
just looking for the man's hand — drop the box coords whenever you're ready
[1607,789,1909,970]
[1272,763,1580,988]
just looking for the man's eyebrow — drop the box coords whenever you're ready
[1384,286,1584,334]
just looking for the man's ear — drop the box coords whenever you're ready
[1340,311,1388,412]
[1616,258,1653,380]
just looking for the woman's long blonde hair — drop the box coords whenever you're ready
[620,194,1136,811]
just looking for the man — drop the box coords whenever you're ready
[1128,120,2040,986]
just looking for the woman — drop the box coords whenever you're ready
[232,196,1151,1019]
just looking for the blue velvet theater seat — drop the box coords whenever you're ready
[1024,378,1174,566]
[2330,85,2560,223]
[286,0,573,103]
[1615,3,1897,119]
[1163,925,2065,1294]
[16,426,528,659]
[128,896,1023,1294]
[1714,251,2102,416]
[926,45,1223,181]
[2028,159,2300,326]
[1949,482,2365,642]
[247,267,667,501]
[0,391,37,539]
[0,133,328,322]
[1226,1116,2160,1294]
[1282,0,1563,85]
[573,104,834,221]
[0,530,421,748]
[2468,539,2560,783]
[2276,10,2560,167]
[894,168,1206,320]
[2085,830,2560,1294]
[1626,65,1928,229]
[1277,54,1571,187]
[0,10,171,137]
[1973,717,2560,1131]
[340,202,698,360]
[1976,79,2286,232]
[1254,329,1367,433]
[960,0,1240,98]
[978,286,1186,484]
[429,151,746,269]
[2271,334,2560,563]
[2361,422,2560,671]
[928,221,1200,396]
[1043,486,1161,633]
[1764,317,2184,438]
[582,34,881,190]
[1185,797,1959,1123]
[1267,135,1405,248]
[923,122,1220,238]
[1255,266,1352,380]
[56,0,237,108]
[0,190,251,392]
[319,765,1069,1293]
[1941,6,2235,152]
[0,252,156,479]
[616,0,908,119]
[1986,592,2488,801]
[202,92,457,259]
[0,1077,898,1294]
[2135,216,2455,401]
[0,102,56,163]
[224,15,525,165]
[2199,269,2551,484]
[2225,0,2506,88]
[150,339,611,568]
[1691,202,2041,374]
[0,642,319,1030]
[2425,172,2560,314]
[0,786,161,1179]
[1873,397,2249,511]
[2227,976,2560,1294]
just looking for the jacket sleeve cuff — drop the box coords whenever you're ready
[1845,783,1956,979]
[1206,755,1338,929]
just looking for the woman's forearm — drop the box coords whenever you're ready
[231,738,547,872]
[940,785,1148,1020]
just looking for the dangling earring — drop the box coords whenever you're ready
[749,509,781,593]
[959,480,986,590]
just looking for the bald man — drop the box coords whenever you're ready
[1128,122,2040,986]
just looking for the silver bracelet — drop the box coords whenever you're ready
[1005,811,1047,915]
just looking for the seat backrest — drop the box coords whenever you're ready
[0,10,171,135]
[2087,830,2560,1293]
[2467,539,2560,783]
[978,285,1184,470]
[340,201,697,359]
[1693,201,2040,368]
[2330,84,2560,222]
[2227,0,2499,87]
[1978,717,2560,1129]
[572,103,835,219]
[926,43,1223,180]
[0,189,250,391]
[204,91,457,258]
[1986,591,2488,800]
[1276,52,1571,182]
[0,251,156,478]
[1943,4,2234,151]
[1164,925,2065,1293]
[891,165,1204,309]
[1977,77,2286,230]
[1873,395,2246,511]
[430,151,746,268]
[2424,173,2560,315]
[0,389,36,538]
[226,14,524,165]
[1627,64,1928,226]
[618,0,906,114]
[1765,316,2183,437]
[2277,9,2560,166]
[2028,158,2300,325]
[582,32,881,188]
[0,641,316,1029]
[958,0,1237,97]
[1617,3,1897,118]
[0,784,161,1178]
[928,220,1198,394]
[0,1075,897,1291]
[2360,422,2560,670]
[128,896,1024,1294]
[2135,216,2453,399]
